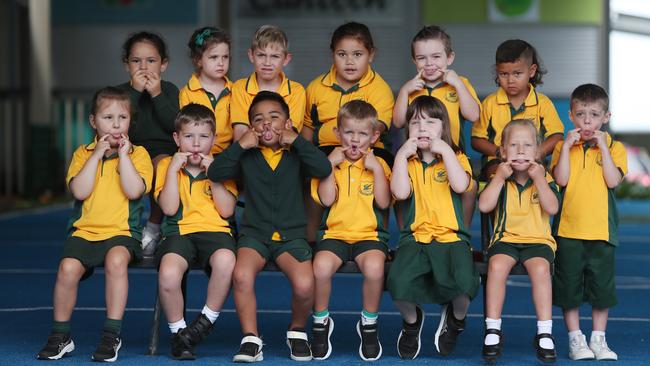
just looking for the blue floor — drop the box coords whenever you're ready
[1,202,649,365]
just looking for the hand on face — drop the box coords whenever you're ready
[199,153,214,173]
[495,161,513,181]
[239,128,261,150]
[527,161,546,181]
[93,134,112,159]
[117,133,131,157]
[272,122,298,148]
[442,69,461,88]
[591,130,607,149]
[565,128,582,146]
[404,69,426,94]
[143,71,162,97]
[398,137,419,159]
[328,146,348,166]
[363,148,381,171]
[429,135,449,155]
[170,151,192,171]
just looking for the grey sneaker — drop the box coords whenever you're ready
[569,334,595,360]
[589,334,617,361]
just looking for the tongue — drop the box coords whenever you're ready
[263,130,274,140]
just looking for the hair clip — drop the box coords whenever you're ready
[195,29,212,46]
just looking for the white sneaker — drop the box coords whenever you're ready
[589,334,618,361]
[569,334,595,360]
[141,226,161,256]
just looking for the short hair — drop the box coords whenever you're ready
[248,91,290,122]
[330,22,375,52]
[411,25,452,58]
[122,31,168,62]
[405,95,459,153]
[570,83,609,111]
[174,104,216,134]
[188,26,230,69]
[337,100,379,130]
[501,119,541,148]
[90,86,131,117]
[494,39,546,86]
[251,25,289,53]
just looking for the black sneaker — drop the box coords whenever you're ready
[356,320,382,361]
[178,313,213,348]
[482,328,503,364]
[434,303,465,356]
[233,334,263,363]
[534,333,557,363]
[286,329,312,361]
[36,332,75,360]
[311,317,334,360]
[171,331,195,360]
[397,305,425,360]
[91,330,122,362]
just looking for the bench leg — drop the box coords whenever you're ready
[147,293,162,356]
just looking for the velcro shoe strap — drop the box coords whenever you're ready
[286,330,308,341]
[241,335,263,346]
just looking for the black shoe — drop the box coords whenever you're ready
[170,331,195,360]
[233,334,263,363]
[434,303,465,356]
[356,320,382,361]
[311,317,334,360]
[397,305,425,360]
[178,313,213,348]
[91,330,122,362]
[36,332,75,360]
[534,333,557,363]
[286,329,312,361]
[482,328,503,363]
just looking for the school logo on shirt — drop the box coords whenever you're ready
[433,168,448,183]
[445,91,458,103]
[531,192,540,204]
[359,182,374,196]
[203,183,213,198]
[596,153,603,166]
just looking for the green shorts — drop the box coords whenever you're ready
[238,236,312,263]
[488,241,555,265]
[387,238,479,304]
[553,237,617,309]
[61,235,142,280]
[315,239,388,262]
[156,231,236,273]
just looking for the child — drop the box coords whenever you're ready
[472,39,564,180]
[230,25,306,141]
[118,31,180,255]
[310,100,391,361]
[208,91,331,362]
[179,27,233,155]
[551,84,626,361]
[393,25,480,227]
[36,87,153,362]
[478,119,559,363]
[154,104,237,360]
[387,95,479,360]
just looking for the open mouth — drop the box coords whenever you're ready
[511,158,530,164]
[262,129,274,141]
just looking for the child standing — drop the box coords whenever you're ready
[118,31,180,255]
[230,25,305,141]
[551,84,626,361]
[36,87,153,362]
[155,104,237,360]
[472,39,564,180]
[208,91,331,362]
[478,119,559,363]
[179,27,233,154]
[311,100,391,361]
[387,95,479,360]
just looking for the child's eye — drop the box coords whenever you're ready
[337,52,345,57]
[354,52,363,57]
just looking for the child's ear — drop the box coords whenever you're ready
[89,115,97,130]
[160,58,169,73]
[603,111,611,124]
[333,126,340,140]
[247,48,255,63]
[499,146,507,161]
[368,49,376,63]
[370,130,380,145]
[528,63,538,79]
[446,51,455,66]
[568,110,575,123]
[172,131,181,147]
[285,119,293,130]
[282,52,292,67]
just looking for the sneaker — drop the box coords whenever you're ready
[171,331,195,360]
[311,317,334,360]
[356,320,382,361]
[589,334,618,361]
[233,334,263,363]
[533,333,557,363]
[141,226,161,255]
[178,314,213,348]
[482,328,503,364]
[397,305,425,360]
[36,332,75,360]
[568,334,595,360]
[286,329,312,361]
[91,330,122,362]
[434,303,465,356]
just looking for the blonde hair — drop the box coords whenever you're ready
[251,25,289,53]
[337,100,379,130]
[501,119,541,147]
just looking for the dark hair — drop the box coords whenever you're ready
[188,26,230,69]
[248,91,290,122]
[90,86,131,116]
[330,22,374,52]
[122,31,169,62]
[501,119,541,148]
[411,25,452,58]
[494,39,546,86]
[174,104,216,134]
[405,95,459,153]
[337,100,379,130]
[570,83,609,112]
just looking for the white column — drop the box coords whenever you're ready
[28,0,51,126]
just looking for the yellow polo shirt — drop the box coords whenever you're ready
[154,156,237,236]
[179,74,233,154]
[408,76,480,150]
[230,72,305,132]
[66,142,153,241]
[472,86,564,165]
[311,157,391,243]
[400,153,473,244]
[490,172,559,251]
[304,66,394,148]
[550,134,627,246]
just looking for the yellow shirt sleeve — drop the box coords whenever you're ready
[462,77,481,111]
[153,156,171,201]
[611,141,628,175]
[179,86,191,108]
[539,95,565,138]
[549,140,565,172]
[367,80,394,130]
[287,82,306,132]
[222,179,239,198]
[457,152,475,192]
[472,97,492,139]
[132,146,154,194]
[66,146,90,187]
[310,177,324,207]
[230,79,251,127]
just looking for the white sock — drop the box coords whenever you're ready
[484,317,502,346]
[201,305,220,323]
[591,330,605,341]
[169,318,186,334]
[313,310,329,325]
[537,320,554,349]
[361,310,378,326]
[568,329,583,341]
